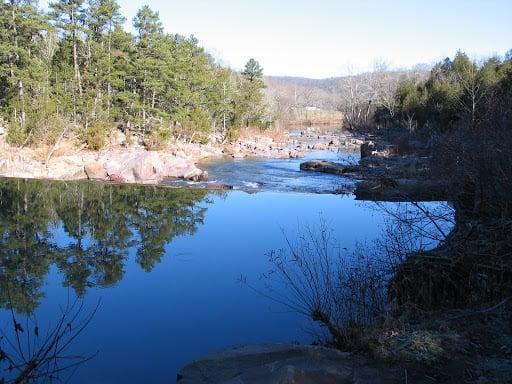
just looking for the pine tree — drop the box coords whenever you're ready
[0,0,52,142]
[1,1,268,148]
[242,58,263,82]
[236,58,266,127]
[49,0,86,97]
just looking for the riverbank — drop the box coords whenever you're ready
[0,127,358,185]
[299,130,449,201]
[176,128,511,383]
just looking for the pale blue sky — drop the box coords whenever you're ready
[45,0,512,78]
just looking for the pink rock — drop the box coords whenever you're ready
[107,174,126,183]
[84,162,108,180]
[100,151,207,184]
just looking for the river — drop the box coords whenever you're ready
[0,150,436,383]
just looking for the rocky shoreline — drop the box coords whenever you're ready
[300,139,448,201]
[177,344,429,384]
[0,127,354,185]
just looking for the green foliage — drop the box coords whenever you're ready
[235,59,266,128]
[133,5,163,39]
[396,79,428,126]
[242,58,264,82]
[143,125,171,150]
[0,1,267,149]
[226,127,240,143]
[81,121,107,150]
[184,107,210,141]
[6,121,26,146]
[393,51,511,132]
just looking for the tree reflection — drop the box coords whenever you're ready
[0,178,210,314]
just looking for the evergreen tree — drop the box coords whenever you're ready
[0,0,51,142]
[1,1,267,148]
[236,58,266,127]
[242,58,263,82]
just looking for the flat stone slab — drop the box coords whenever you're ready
[176,344,423,384]
[300,160,353,176]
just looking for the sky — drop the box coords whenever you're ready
[44,0,512,78]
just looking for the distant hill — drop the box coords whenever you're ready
[264,76,340,111]
[264,69,430,111]
[265,76,341,89]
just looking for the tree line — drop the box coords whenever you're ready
[0,0,267,149]
[386,51,512,133]
[332,51,512,136]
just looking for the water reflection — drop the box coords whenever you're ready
[0,177,404,382]
[0,178,210,314]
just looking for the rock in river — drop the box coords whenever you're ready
[300,160,355,176]
[82,150,208,184]
[360,141,376,158]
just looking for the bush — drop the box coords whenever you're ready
[257,223,388,349]
[392,134,413,155]
[144,127,171,150]
[81,121,107,150]
[225,127,239,143]
[6,122,27,146]
[6,99,69,147]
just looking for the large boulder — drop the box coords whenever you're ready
[130,151,162,183]
[300,160,348,176]
[84,161,108,180]
[177,344,354,384]
[355,178,449,202]
[159,153,207,181]
[102,151,207,184]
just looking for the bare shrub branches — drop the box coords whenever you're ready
[255,222,389,349]
[251,202,456,348]
[0,295,100,384]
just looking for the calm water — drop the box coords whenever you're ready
[0,153,412,383]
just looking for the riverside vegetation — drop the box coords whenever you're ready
[242,51,512,383]
[0,0,267,150]
[178,51,512,383]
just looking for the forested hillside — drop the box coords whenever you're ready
[264,66,429,127]
[0,0,267,149]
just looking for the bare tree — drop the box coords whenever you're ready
[335,63,428,130]
[336,66,375,130]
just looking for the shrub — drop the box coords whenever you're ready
[225,127,239,143]
[6,122,27,146]
[81,121,107,150]
[144,127,171,150]
[258,223,388,349]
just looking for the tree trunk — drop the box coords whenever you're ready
[71,9,82,95]
[18,79,25,126]
[107,31,112,119]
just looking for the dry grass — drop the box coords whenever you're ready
[236,126,288,144]
[285,108,343,127]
